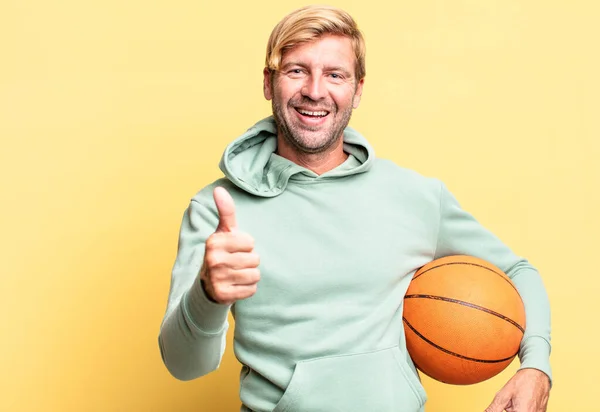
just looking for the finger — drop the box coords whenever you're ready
[205,251,260,274]
[231,268,261,285]
[214,186,237,232]
[226,252,260,270]
[206,232,255,253]
[485,392,511,412]
[205,232,254,253]
[231,284,258,301]
[213,283,258,304]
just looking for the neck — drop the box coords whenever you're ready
[276,135,348,175]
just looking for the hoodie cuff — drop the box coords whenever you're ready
[518,336,553,386]
[183,276,231,334]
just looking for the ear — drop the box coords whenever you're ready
[263,67,273,101]
[352,78,365,109]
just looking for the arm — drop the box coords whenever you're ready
[158,197,231,381]
[434,181,552,382]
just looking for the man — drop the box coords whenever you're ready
[159,5,551,412]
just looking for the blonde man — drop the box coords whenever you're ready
[159,6,551,412]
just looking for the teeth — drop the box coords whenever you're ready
[298,109,328,117]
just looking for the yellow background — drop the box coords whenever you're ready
[1,0,598,411]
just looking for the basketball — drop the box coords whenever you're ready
[402,255,526,385]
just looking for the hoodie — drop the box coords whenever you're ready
[159,116,552,412]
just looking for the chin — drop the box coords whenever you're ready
[296,136,338,154]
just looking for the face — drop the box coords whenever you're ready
[263,35,364,154]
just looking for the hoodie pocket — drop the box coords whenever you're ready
[273,346,427,412]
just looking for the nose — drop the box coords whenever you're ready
[301,75,327,101]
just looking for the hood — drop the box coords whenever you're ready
[219,116,375,197]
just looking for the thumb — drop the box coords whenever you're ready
[214,186,237,232]
[484,391,511,412]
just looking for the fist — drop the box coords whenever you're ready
[200,187,260,305]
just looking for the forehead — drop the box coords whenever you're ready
[281,35,356,71]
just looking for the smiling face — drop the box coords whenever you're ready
[264,35,364,155]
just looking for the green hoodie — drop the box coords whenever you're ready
[159,116,551,412]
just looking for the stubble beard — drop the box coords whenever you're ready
[271,93,354,155]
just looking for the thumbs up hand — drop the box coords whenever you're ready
[199,187,261,305]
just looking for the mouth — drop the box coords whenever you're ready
[294,107,330,119]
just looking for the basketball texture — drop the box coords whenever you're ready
[402,255,526,385]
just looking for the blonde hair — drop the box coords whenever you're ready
[265,5,366,81]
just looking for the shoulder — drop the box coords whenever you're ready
[191,178,234,202]
[189,177,253,210]
[371,158,443,194]
[177,178,239,230]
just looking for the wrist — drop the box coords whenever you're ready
[517,368,551,388]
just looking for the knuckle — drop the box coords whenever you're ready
[204,252,220,268]
[205,234,219,251]
[236,232,255,249]
[242,269,260,283]
[207,250,231,270]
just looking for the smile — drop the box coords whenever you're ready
[295,108,330,118]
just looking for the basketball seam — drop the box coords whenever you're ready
[402,317,519,364]
[405,294,525,333]
[412,261,519,294]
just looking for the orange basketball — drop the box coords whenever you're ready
[402,255,525,385]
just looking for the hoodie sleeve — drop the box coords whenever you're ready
[434,181,552,383]
[158,197,232,381]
